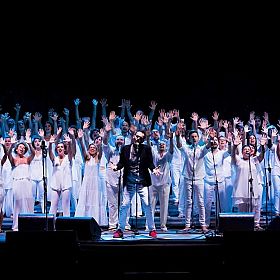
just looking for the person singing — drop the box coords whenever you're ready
[111,130,161,238]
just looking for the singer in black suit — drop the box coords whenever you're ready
[111,130,160,238]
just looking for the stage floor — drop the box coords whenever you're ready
[0,206,278,279]
[1,222,279,279]
[101,228,209,241]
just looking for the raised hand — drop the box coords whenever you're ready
[51,112,58,121]
[149,100,157,110]
[83,121,90,130]
[25,129,32,143]
[92,99,98,106]
[198,118,210,130]
[190,112,199,122]
[249,111,255,121]
[77,129,84,139]
[48,108,54,117]
[212,111,219,121]
[63,134,71,143]
[233,134,242,146]
[109,111,116,122]
[260,134,268,146]
[14,103,21,112]
[100,98,108,107]
[63,108,69,116]
[33,112,42,122]
[74,98,80,106]
[244,125,251,134]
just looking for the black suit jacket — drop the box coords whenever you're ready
[116,144,155,187]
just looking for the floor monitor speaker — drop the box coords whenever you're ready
[55,216,101,241]
[219,212,254,232]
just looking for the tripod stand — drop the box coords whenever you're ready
[132,184,140,235]
[41,140,49,231]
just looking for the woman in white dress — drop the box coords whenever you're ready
[48,134,73,217]
[231,134,266,229]
[1,135,13,219]
[30,136,45,213]
[75,129,101,223]
[8,130,35,231]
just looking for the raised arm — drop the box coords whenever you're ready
[148,100,157,122]
[7,137,17,167]
[125,99,134,125]
[14,103,21,132]
[25,128,35,164]
[90,99,98,130]
[100,98,108,118]
[0,142,8,166]
[257,135,267,163]
[212,111,219,132]
[68,127,77,157]
[119,99,126,120]
[32,112,42,135]
[63,134,73,161]
[63,108,70,132]
[77,129,88,160]
[169,132,174,154]
[74,98,81,129]
[175,123,183,149]
[190,112,199,131]
[231,134,242,165]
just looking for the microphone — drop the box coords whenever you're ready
[41,140,47,158]
[41,140,46,149]
[134,143,139,153]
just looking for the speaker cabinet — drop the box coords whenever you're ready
[18,213,55,231]
[219,212,254,232]
[55,216,101,241]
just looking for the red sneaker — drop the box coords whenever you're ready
[149,230,157,238]
[113,229,123,238]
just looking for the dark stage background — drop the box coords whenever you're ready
[0,70,278,129]
[1,10,278,128]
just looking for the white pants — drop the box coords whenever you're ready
[150,183,170,228]
[184,178,206,227]
[204,180,226,227]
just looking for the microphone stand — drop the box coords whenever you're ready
[117,169,122,223]
[133,144,140,236]
[211,147,221,235]
[41,141,49,231]
[248,153,254,212]
[190,143,196,231]
[263,149,271,228]
[134,184,139,235]
[267,147,273,225]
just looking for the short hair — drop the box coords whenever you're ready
[188,130,199,138]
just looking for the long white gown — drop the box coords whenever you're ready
[75,157,100,223]
[12,163,34,230]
